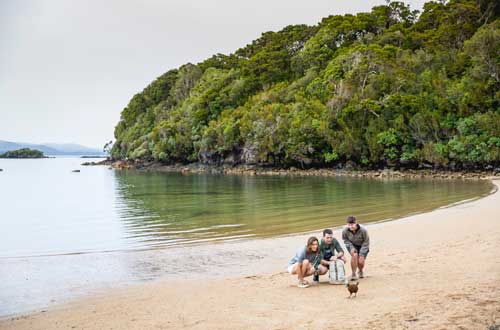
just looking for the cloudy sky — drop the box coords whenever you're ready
[0,0,427,149]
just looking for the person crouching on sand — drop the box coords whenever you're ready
[313,228,346,283]
[342,216,370,280]
[287,236,320,288]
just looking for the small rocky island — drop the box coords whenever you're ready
[0,148,48,158]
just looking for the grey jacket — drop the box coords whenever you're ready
[342,224,370,256]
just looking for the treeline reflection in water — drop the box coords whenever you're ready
[113,171,493,249]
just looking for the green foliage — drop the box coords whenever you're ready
[377,128,402,161]
[324,151,339,163]
[112,0,500,169]
[446,112,500,164]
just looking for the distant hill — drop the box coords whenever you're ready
[43,143,106,155]
[0,148,47,159]
[0,140,106,156]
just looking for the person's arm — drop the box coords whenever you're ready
[296,248,306,281]
[333,238,344,258]
[317,241,327,266]
[297,248,306,264]
[342,228,354,254]
[313,253,321,270]
[359,228,370,256]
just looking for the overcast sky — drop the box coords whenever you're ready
[0,0,427,149]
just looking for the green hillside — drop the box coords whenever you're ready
[111,0,500,169]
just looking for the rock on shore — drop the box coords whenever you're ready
[82,158,500,180]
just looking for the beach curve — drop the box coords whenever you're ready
[1,179,499,330]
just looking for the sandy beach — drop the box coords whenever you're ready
[2,180,499,330]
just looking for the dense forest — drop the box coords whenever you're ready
[111,0,499,170]
[0,148,46,158]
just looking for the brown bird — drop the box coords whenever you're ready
[347,280,359,298]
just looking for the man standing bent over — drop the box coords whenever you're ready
[342,216,370,280]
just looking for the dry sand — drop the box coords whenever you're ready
[2,180,500,330]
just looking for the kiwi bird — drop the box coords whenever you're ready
[347,280,359,298]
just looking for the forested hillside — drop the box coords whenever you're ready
[111,0,499,169]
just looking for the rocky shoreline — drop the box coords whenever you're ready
[81,158,500,180]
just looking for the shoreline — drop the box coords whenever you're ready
[2,180,499,329]
[83,158,500,180]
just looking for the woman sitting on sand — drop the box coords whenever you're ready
[287,236,320,288]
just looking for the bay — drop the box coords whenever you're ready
[0,157,492,316]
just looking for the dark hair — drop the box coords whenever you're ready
[346,215,357,224]
[323,228,333,236]
[306,236,319,253]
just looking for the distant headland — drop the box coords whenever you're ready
[0,148,48,159]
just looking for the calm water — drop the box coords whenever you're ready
[0,157,493,316]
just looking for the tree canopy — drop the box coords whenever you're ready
[111,0,500,170]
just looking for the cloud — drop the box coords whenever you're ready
[0,0,426,147]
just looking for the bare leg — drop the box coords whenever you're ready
[297,263,303,282]
[318,264,329,276]
[291,262,303,282]
[350,251,358,276]
[299,260,310,282]
[358,256,366,273]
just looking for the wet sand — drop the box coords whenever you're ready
[2,180,500,330]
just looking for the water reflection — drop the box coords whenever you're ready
[114,171,493,248]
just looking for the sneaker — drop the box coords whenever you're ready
[298,281,310,288]
[358,270,364,278]
[351,274,358,280]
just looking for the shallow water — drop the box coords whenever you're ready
[0,157,493,316]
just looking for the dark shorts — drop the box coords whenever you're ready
[351,245,369,258]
